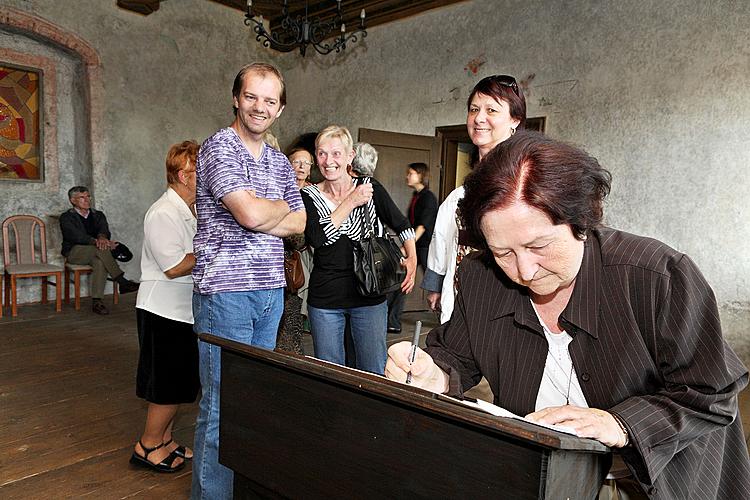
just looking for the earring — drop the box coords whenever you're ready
[510,127,516,136]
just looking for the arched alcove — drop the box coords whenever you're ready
[0,7,103,304]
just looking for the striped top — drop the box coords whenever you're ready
[192,128,304,294]
[301,177,415,308]
[426,227,750,499]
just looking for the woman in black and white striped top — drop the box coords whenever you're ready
[301,125,416,375]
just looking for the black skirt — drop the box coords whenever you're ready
[136,308,200,405]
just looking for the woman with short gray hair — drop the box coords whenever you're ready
[351,142,378,177]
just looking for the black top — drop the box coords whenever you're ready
[408,187,438,249]
[59,208,111,256]
[301,177,414,309]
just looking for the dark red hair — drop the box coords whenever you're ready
[459,130,611,248]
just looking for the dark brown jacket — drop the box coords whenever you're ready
[426,227,750,499]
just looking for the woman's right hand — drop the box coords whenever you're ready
[426,292,442,312]
[347,183,373,207]
[385,341,449,393]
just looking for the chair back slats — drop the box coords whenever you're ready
[2,215,49,266]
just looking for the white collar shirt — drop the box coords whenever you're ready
[135,188,196,323]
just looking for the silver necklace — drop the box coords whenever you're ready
[544,364,574,405]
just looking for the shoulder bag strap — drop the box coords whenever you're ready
[355,177,377,239]
[362,202,376,239]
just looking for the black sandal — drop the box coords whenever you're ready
[163,438,192,460]
[129,440,184,473]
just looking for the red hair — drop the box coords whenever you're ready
[460,130,612,248]
[166,140,199,185]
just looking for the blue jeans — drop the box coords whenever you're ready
[190,289,283,500]
[308,301,388,375]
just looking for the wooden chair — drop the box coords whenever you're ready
[2,215,63,317]
[64,263,119,310]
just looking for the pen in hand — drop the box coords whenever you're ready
[405,320,422,385]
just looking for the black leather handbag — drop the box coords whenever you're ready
[352,206,405,297]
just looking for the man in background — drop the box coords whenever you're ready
[60,186,139,315]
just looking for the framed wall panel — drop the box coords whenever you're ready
[0,62,43,182]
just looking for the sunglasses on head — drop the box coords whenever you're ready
[482,74,519,97]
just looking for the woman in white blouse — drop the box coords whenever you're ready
[130,141,200,473]
[421,74,527,323]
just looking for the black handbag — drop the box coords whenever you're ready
[352,205,405,297]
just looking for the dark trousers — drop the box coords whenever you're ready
[386,247,428,330]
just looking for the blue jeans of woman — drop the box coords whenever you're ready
[190,289,283,500]
[308,301,388,375]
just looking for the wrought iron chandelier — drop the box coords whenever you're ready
[245,0,367,57]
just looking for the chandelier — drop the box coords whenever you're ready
[245,1,367,57]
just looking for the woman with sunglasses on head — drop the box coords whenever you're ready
[421,74,526,323]
[276,147,315,354]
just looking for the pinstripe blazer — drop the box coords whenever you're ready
[425,227,750,499]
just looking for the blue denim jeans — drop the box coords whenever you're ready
[308,301,388,375]
[190,289,283,500]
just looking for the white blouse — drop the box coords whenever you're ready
[136,188,196,324]
[425,186,464,323]
[530,300,586,410]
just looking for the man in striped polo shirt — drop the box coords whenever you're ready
[190,63,305,500]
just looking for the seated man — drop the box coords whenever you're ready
[60,186,139,315]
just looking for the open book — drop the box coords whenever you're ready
[307,356,578,436]
[437,394,579,436]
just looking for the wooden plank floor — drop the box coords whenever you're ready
[0,294,196,499]
[1,291,748,498]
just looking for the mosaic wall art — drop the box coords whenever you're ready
[0,62,42,181]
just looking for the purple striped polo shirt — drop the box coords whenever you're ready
[192,127,304,294]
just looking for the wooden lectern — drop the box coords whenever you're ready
[201,334,609,499]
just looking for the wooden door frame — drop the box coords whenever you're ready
[435,124,471,202]
[358,127,440,205]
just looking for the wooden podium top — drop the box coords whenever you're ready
[200,333,609,499]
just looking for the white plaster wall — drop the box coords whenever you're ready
[1,0,268,304]
[270,0,750,354]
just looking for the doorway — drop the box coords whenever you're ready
[357,128,439,212]
[357,128,439,314]
[435,124,474,202]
